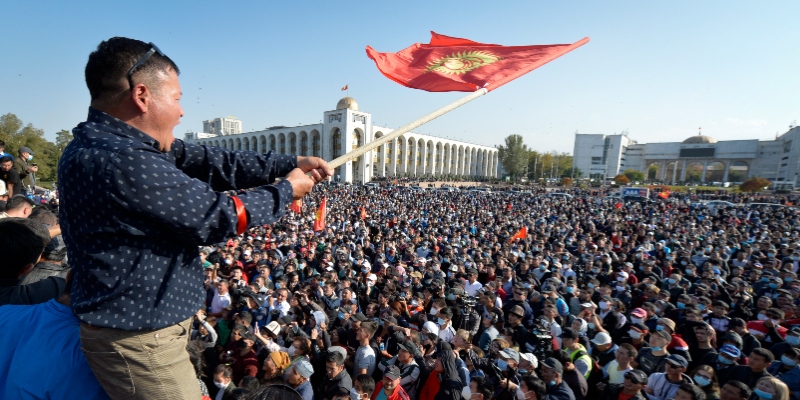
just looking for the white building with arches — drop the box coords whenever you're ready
[573,126,800,187]
[184,97,500,183]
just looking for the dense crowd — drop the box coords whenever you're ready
[174,183,800,400]
[3,172,800,400]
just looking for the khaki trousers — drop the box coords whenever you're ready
[80,317,202,400]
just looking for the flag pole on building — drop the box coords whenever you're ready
[327,32,589,170]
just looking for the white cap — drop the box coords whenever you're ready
[591,332,612,345]
[367,273,377,281]
[423,321,439,337]
[520,353,539,369]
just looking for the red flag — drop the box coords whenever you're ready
[360,207,367,220]
[512,226,527,240]
[614,202,623,209]
[313,198,327,231]
[341,84,348,91]
[290,199,302,213]
[658,191,669,199]
[366,32,589,92]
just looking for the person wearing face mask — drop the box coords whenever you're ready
[620,323,649,350]
[538,358,575,400]
[212,364,237,400]
[226,332,259,384]
[436,307,457,344]
[632,329,671,375]
[12,146,36,194]
[752,377,790,400]
[352,374,376,400]
[766,347,800,397]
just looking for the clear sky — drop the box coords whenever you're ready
[1,1,798,153]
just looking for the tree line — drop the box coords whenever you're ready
[0,113,72,184]
[496,134,579,181]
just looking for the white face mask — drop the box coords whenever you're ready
[461,385,472,400]
[214,380,228,389]
[430,308,439,316]
[628,330,642,339]
[350,388,362,400]
[287,346,297,356]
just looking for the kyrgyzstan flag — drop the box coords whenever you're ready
[290,199,303,213]
[360,207,367,220]
[511,226,527,240]
[366,32,589,92]
[313,197,327,231]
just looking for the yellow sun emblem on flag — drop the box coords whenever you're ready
[424,51,501,75]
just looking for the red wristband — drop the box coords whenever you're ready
[231,196,247,235]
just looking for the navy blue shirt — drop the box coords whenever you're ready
[59,108,297,330]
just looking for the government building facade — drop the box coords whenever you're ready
[573,126,800,188]
[185,97,499,183]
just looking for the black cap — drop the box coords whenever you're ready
[541,357,563,374]
[384,365,401,380]
[398,341,421,357]
[625,369,647,384]
[352,313,368,322]
[277,315,294,325]
[559,328,579,339]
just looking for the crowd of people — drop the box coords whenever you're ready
[3,174,800,400]
[101,182,800,400]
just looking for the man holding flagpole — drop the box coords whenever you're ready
[58,37,332,400]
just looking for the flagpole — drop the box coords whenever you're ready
[328,88,487,169]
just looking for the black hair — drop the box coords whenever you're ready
[84,37,180,103]
[239,376,260,392]
[0,156,11,164]
[29,207,58,225]
[0,219,47,279]
[751,347,775,363]
[214,364,233,378]
[522,375,546,400]
[354,374,376,394]
[247,384,302,400]
[723,380,751,399]
[6,195,34,212]
[678,383,706,400]
[326,350,345,366]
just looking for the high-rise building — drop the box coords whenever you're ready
[202,117,242,136]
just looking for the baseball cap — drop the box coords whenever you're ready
[18,146,33,155]
[653,330,672,341]
[398,342,421,357]
[624,369,647,384]
[541,357,563,374]
[423,321,440,337]
[720,344,742,358]
[499,348,520,363]
[591,332,612,345]
[293,359,314,378]
[631,308,647,318]
[559,328,579,339]
[352,313,368,322]
[520,353,538,369]
[666,354,688,369]
[384,365,401,380]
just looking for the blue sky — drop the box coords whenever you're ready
[1,1,798,153]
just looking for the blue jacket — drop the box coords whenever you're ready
[768,362,800,400]
[0,299,110,399]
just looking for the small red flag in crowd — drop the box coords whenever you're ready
[366,31,589,92]
[360,207,367,220]
[512,226,527,240]
[341,84,348,91]
[615,202,623,209]
[290,199,302,213]
[313,198,327,231]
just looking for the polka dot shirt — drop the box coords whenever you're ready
[58,108,296,330]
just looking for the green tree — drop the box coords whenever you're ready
[56,129,73,153]
[562,166,582,179]
[497,134,528,180]
[0,113,63,183]
[623,169,645,183]
[740,177,771,192]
